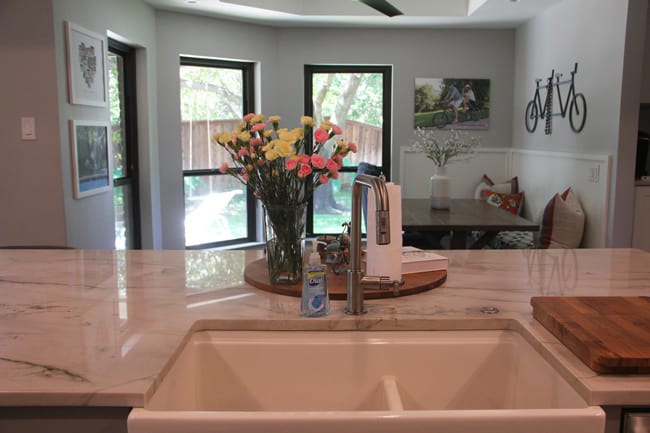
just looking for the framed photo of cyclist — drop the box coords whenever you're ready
[414,78,490,130]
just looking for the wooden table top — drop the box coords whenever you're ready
[401,198,539,232]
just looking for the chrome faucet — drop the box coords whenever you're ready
[344,174,391,315]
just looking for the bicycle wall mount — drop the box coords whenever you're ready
[525,62,587,135]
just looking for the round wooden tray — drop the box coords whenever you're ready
[244,258,446,299]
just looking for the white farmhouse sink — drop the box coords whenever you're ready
[128,330,604,433]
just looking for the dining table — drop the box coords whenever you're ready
[401,198,540,249]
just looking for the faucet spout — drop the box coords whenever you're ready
[345,174,391,315]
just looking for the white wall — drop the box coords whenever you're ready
[52,0,160,249]
[512,0,647,247]
[155,11,281,249]
[155,16,515,248]
[0,0,67,247]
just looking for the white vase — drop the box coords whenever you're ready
[430,166,450,210]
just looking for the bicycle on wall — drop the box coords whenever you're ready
[525,62,587,134]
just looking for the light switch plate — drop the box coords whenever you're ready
[21,117,36,140]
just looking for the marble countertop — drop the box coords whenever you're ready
[0,248,649,408]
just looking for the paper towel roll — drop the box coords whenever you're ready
[366,182,402,281]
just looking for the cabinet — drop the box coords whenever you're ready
[633,185,650,251]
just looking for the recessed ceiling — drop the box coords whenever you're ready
[143,0,563,28]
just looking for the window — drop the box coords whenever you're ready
[180,57,256,248]
[109,39,141,249]
[304,65,392,235]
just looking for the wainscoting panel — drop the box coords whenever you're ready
[510,149,611,248]
[399,147,511,199]
[399,146,611,248]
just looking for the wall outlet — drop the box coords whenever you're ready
[588,165,600,183]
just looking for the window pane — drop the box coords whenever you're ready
[312,72,383,167]
[180,65,243,171]
[313,172,357,234]
[108,52,126,179]
[184,175,248,246]
[114,184,134,250]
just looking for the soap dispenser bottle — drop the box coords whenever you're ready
[301,240,329,317]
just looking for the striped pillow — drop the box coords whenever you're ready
[539,188,585,248]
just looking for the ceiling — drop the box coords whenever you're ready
[142,0,563,28]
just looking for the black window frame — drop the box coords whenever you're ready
[180,56,257,249]
[109,38,142,249]
[303,64,393,236]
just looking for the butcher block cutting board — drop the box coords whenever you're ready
[531,296,650,374]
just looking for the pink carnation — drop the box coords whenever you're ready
[238,147,249,158]
[241,169,249,181]
[319,174,329,185]
[250,137,263,146]
[314,128,329,143]
[285,159,298,170]
[219,162,229,173]
[332,124,342,135]
[326,159,339,173]
[298,163,312,178]
[311,154,326,169]
[251,123,266,132]
[257,159,265,167]
[330,170,339,180]
[243,113,255,122]
[299,154,310,164]
[348,141,358,153]
[334,154,343,167]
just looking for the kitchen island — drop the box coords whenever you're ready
[0,248,648,432]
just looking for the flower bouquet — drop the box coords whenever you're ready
[214,113,357,284]
[411,127,480,209]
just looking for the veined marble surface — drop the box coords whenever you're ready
[0,248,649,408]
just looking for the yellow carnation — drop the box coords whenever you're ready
[320,120,333,131]
[251,114,265,124]
[263,130,273,138]
[300,116,314,127]
[274,140,294,157]
[268,115,282,123]
[291,127,304,138]
[279,131,298,143]
[218,132,234,144]
[265,149,280,161]
[238,131,251,142]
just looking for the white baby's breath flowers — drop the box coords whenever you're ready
[411,127,480,167]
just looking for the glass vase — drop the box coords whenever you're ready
[263,203,307,285]
[430,166,451,210]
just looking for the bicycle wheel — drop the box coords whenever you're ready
[569,93,587,133]
[433,111,449,128]
[525,100,538,133]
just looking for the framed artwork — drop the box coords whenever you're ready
[65,21,107,107]
[414,78,491,130]
[70,120,112,199]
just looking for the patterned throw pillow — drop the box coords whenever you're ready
[480,190,524,215]
[539,188,585,248]
[473,174,519,199]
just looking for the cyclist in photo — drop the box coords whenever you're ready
[442,82,462,123]
[461,84,476,111]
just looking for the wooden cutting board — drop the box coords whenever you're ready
[531,296,650,374]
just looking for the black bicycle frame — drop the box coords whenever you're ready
[553,63,579,118]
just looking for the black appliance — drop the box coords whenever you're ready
[636,131,649,179]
